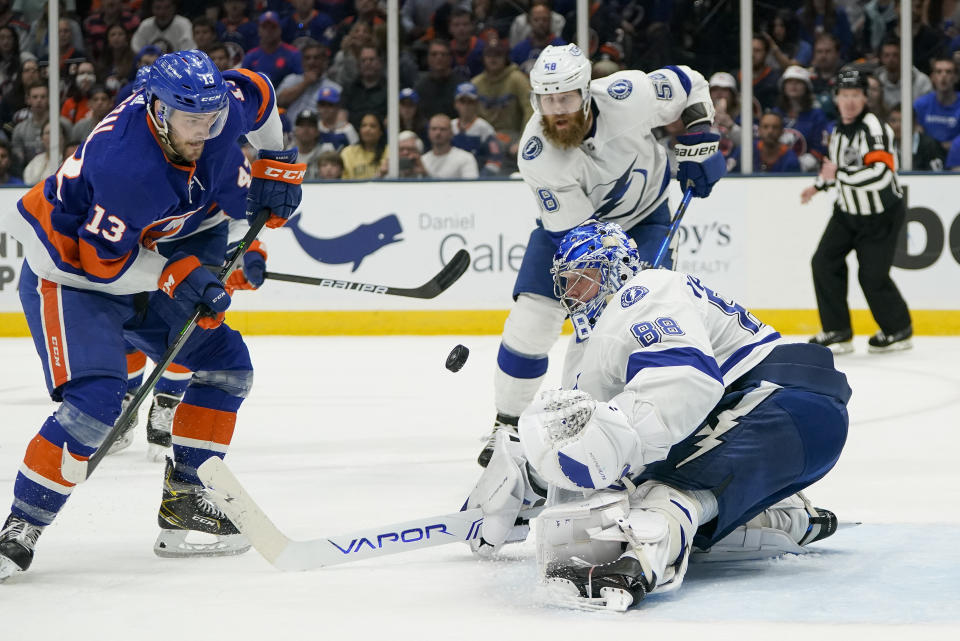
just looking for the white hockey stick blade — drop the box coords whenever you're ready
[198,458,489,571]
[60,443,88,485]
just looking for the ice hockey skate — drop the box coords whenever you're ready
[106,391,139,455]
[145,392,181,462]
[154,457,250,558]
[544,554,651,611]
[808,329,854,355]
[868,326,913,353]
[0,514,44,582]
[477,413,519,467]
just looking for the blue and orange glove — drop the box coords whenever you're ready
[675,131,726,198]
[158,252,231,329]
[225,239,267,295]
[248,148,306,229]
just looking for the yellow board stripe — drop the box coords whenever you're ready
[1,310,958,337]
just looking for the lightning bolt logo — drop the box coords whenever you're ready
[676,381,781,468]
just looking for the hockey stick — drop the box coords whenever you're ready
[262,248,471,299]
[59,209,273,484]
[651,187,693,269]
[197,457,542,571]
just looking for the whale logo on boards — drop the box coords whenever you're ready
[285,213,404,272]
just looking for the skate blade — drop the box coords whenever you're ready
[146,443,169,463]
[153,529,250,558]
[0,556,23,583]
[106,433,134,456]
[868,339,912,354]
[828,342,853,355]
[543,578,633,612]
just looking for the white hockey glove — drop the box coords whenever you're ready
[466,430,545,556]
[519,390,643,491]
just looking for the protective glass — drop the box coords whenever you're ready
[535,90,584,116]
[160,101,229,141]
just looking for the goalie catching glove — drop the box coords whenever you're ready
[248,148,307,229]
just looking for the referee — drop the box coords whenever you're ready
[800,69,912,354]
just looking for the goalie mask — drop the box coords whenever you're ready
[529,43,592,118]
[552,221,642,331]
[146,50,229,150]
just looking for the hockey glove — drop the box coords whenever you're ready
[675,131,726,198]
[159,252,231,329]
[248,148,307,229]
[225,239,267,295]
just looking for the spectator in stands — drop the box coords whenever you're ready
[866,73,889,122]
[730,111,801,173]
[888,103,946,171]
[131,0,195,53]
[277,42,340,119]
[96,23,135,94]
[23,5,84,61]
[283,0,334,46]
[763,9,812,72]
[510,2,565,75]
[316,85,357,152]
[242,11,303,87]
[0,138,22,184]
[946,133,960,169]
[11,83,70,169]
[341,45,386,130]
[449,8,485,79]
[71,85,112,142]
[422,113,478,179]
[217,0,258,52]
[913,56,960,151]
[809,33,841,121]
[380,130,428,178]
[896,0,947,75]
[401,0,469,42]
[192,15,218,52]
[113,44,161,104]
[83,0,140,62]
[451,81,501,175]
[415,39,463,120]
[37,17,85,73]
[875,37,933,112]
[22,119,67,185]
[0,25,29,99]
[206,41,231,71]
[743,33,781,111]
[328,18,373,87]
[861,0,898,55]
[317,149,343,179]
[290,109,324,180]
[341,112,386,180]
[797,0,854,58]
[398,87,426,143]
[508,0,564,48]
[60,60,96,124]
[472,39,532,142]
[0,58,39,129]
[709,71,743,172]
[774,65,829,171]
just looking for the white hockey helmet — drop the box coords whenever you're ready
[529,43,592,118]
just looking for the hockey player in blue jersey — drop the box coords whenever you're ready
[0,50,306,581]
[481,43,727,467]
[467,221,850,610]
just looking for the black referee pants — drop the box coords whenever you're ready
[811,200,912,334]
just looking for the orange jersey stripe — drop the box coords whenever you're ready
[172,403,237,446]
[232,68,272,123]
[166,362,192,374]
[126,350,147,375]
[21,183,82,270]
[78,237,132,280]
[24,434,87,488]
[864,150,895,171]
[39,278,70,388]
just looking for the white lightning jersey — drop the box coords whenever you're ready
[574,269,786,466]
[518,66,713,233]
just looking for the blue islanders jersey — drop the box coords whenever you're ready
[2,68,275,295]
[913,92,960,144]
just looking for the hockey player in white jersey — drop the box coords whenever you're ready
[482,43,727,467]
[467,221,850,610]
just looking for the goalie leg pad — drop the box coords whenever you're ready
[534,490,633,572]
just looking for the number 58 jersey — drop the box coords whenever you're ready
[574,269,786,465]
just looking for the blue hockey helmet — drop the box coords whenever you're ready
[133,65,151,92]
[146,50,229,142]
[551,221,642,328]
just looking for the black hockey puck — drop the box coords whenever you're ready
[445,344,469,372]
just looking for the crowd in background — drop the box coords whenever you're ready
[1,0,960,184]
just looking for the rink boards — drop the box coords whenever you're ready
[0,175,958,335]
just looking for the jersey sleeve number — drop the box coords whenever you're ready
[84,204,127,243]
[631,317,684,347]
[537,188,559,212]
[685,276,762,334]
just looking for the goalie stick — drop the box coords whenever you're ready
[263,248,471,299]
[197,457,541,571]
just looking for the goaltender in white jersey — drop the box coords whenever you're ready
[481,44,727,468]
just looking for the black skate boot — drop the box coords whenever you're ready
[107,391,140,455]
[545,554,651,611]
[0,514,44,581]
[798,507,838,545]
[146,392,182,462]
[808,329,853,355]
[154,457,250,558]
[867,325,913,353]
[477,413,519,467]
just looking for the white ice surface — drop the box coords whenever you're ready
[1,335,959,640]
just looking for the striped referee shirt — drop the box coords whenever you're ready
[815,111,903,215]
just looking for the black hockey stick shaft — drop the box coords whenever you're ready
[262,248,471,299]
[84,208,272,479]
[652,187,693,269]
